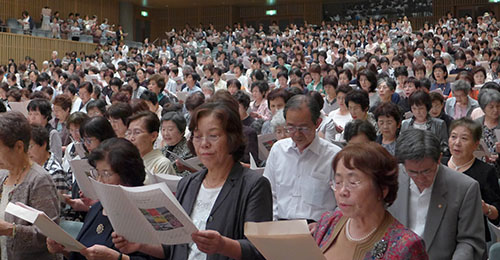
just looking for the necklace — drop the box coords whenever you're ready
[5,164,29,187]
[449,156,475,171]
[345,218,378,242]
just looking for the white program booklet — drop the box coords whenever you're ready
[164,150,203,171]
[144,170,182,192]
[69,159,99,200]
[257,133,277,161]
[90,179,198,245]
[245,220,325,260]
[6,202,86,252]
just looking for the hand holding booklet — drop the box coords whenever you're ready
[90,179,198,245]
[5,202,86,252]
[245,220,325,260]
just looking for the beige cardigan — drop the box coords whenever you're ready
[0,163,60,260]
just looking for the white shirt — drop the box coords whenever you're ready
[188,184,222,260]
[408,177,435,238]
[263,135,341,221]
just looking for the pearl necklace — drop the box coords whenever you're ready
[345,218,378,242]
[449,156,475,171]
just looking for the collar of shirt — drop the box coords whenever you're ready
[287,134,321,156]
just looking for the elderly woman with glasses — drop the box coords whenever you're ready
[112,94,272,260]
[312,142,428,259]
[47,138,151,260]
[474,87,500,164]
[444,80,479,119]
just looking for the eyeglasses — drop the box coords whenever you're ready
[125,129,145,138]
[330,179,362,192]
[283,125,312,135]
[90,169,114,179]
[192,134,221,144]
[83,137,95,144]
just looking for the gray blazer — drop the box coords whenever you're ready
[162,163,273,260]
[444,96,480,119]
[388,164,485,260]
[401,116,448,145]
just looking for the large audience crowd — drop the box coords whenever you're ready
[0,7,499,260]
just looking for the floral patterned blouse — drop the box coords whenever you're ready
[313,209,428,260]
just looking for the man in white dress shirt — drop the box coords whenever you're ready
[263,95,341,222]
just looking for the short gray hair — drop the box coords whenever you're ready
[270,109,286,132]
[396,129,441,163]
[478,89,500,110]
[451,79,471,94]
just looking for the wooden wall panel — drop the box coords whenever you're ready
[0,0,119,27]
[0,32,96,65]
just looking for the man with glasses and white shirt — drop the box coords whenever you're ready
[263,95,341,223]
[389,129,485,259]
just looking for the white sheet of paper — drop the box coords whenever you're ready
[9,101,30,118]
[145,171,182,192]
[69,159,99,200]
[494,129,500,142]
[90,180,198,245]
[249,153,264,175]
[74,142,86,158]
[488,220,500,240]
[6,202,86,252]
[176,92,188,103]
[245,220,326,260]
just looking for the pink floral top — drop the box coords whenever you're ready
[249,99,272,121]
[313,209,428,260]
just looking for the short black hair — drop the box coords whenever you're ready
[409,90,432,110]
[107,102,133,125]
[345,89,370,111]
[140,90,158,105]
[30,125,50,151]
[27,98,52,121]
[88,138,145,187]
[127,111,160,134]
[344,119,377,142]
[86,99,107,115]
[233,90,251,110]
[80,116,116,141]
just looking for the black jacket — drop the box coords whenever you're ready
[162,163,272,260]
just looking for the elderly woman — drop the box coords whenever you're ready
[0,112,59,260]
[344,119,377,144]
[374,103,401,155]
[313,142,428,259]
[249,81,271,121]
[270,109,288,141]
[160,112,193,176]
[444,80,479,119]
[401,90,448,146]
[112,96,273,260]
[474,88,500,163]
[51,94,73,146]
[345,89,377,130]
[47,138,150,260]
[374,77,398,108]
[443,118,500,243]
[62,112,89,173]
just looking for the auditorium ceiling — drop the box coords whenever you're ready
[125,0,325,8]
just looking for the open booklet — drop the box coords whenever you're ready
[245,220,325,260]
[5,202,86,252]
[69,159,99,200]
[257,133,277,161]
[163,150,204,171]
[144,170,182,192]
[90,179,198,245]
[8,101,30,118]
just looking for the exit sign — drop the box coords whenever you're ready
[266,10,277,16]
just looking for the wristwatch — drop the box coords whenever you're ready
[487,205,492,217]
